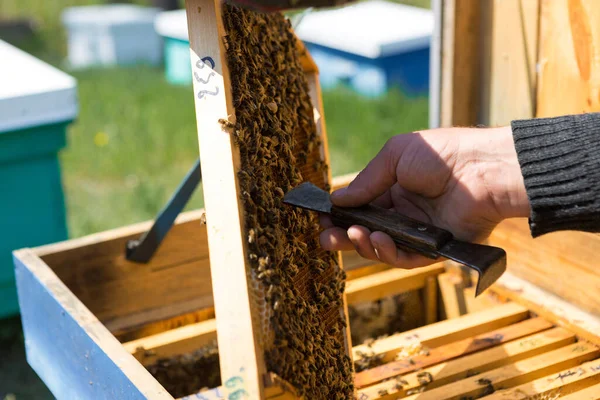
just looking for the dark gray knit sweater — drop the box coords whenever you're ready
[511,113,600,237]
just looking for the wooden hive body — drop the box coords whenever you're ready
[12,1,600,399]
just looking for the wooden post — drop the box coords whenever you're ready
[185,0,267,397]
[424,276,438,325]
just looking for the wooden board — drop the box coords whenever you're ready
[492,271,600,347]
[489,218,600,317]
[345,265,444,305]
[352,302,529,364]
[537,0,600,117]
[355,317,553,388]
[401,342,599,400]
[487,0,540,126]
[439,0,482,127]
[484,358,600,399]
[124,264,445,366]
[33,209,213,337]
[13,249,173,400]
[358,326,576,399]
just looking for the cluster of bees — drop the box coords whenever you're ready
[146,340,220,398]
[222,4,353,399]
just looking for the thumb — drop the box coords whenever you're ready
[331,136,405,207]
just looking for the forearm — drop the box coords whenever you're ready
[511,113,600,237]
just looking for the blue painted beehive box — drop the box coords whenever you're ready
[0,40,77,318]
[295,0,433,97]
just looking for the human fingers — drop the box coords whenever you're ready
[347,225,379,261]
[319,227,355,251]
[370,231,435,269]
[331,135,409,207]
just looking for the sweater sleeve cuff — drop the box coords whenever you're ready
[511,113,600,237]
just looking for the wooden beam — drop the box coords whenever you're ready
[561,381,600,400]
[463,287,500,314]
[123,264,443,363]
[437,272,465,319]
[423,276,438,325]
[185,0,266,396]
[483,358,600,399]
[537,0,600,117]
[440,0,482,126]
[124,319,217,365]
[488,218,600,317]
[487,0,540,126]
[355,317,553,388]
[358,326,576,399]
[33,209,214,337]
[352,302,529,364]
[491,271,600,347]
[345,264,444,305]
[402,342,599,400]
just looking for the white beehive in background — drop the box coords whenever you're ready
[61,4,162,69]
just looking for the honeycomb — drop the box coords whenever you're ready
[221,4,354,398]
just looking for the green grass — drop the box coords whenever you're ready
[323,86,429,176]
[62,66,205,237]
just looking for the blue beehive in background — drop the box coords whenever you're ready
[295,0,433,97]
[0,40,77,318]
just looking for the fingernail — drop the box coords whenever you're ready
[372,242,382,261]
[347,228,359,244]
[331,187,347,200]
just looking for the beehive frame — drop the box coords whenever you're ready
[184,0,353,397]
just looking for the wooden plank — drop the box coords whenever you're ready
[424,276,438,325]
[537,0,600,117]
[13,249,173,400]
[440,0,482,126]
[123,264,441,362]
[185,0,266,397]
[352,302,529,364]
[491,271,600,347]
[114,307,215,343]
[33,209,214,336]
[464,287,500,314]
[358,326,576,399]
[561,381,600,400]
[484,358,600,399]
[355,317,553,388]
[439,0,455,127]
[345,263,390,281]
[345,264,445,305]
[487,0,540,126]
[489,218,600,317]
[401,342,599,400]
[124,319,217,365]
[437,272,465,319]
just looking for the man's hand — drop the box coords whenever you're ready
[320,126,530,269]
